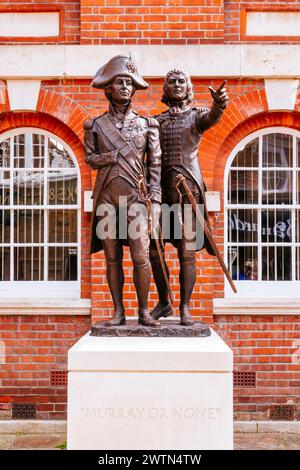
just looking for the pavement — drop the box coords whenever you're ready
[0,430,299,450]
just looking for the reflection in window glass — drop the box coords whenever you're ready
[262,170,292,205]
[0,139,10,168]
[262,246,292,281]
[48,247,78,281]
[228,209,258,243]
[229,245,258,281]
[0,210,10,243]
[262,133,293,167]
[0,246,10,281]
[232,138,259,167]
[261,210,292,243]
[14,246,44,281]
[48,209,77,244]
[48,172,77,205]
[48,138,75,168]
[228,170,258,204]
[14,209,44,244]
[13,134,25,168]
[13,171,44,205]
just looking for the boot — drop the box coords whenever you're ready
[105,261,125,327]
[106,309,126,326]
[151,301,173,321]
[180,304,194,326]
[179,257,196,326]
[133,259,160,327]
[150,253,173,320]
[138,310,160,327]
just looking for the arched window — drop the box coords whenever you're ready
[0,128,80,297]
[225,127,300,298]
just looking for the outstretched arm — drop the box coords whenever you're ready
[196,80,229,133]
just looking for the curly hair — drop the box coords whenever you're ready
[161,69,194,106]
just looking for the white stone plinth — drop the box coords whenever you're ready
[67,329,233,450]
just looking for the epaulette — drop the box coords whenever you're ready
[146,117,159,127]
[83,118,95,130]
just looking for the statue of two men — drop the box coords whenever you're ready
[84,55,228,327]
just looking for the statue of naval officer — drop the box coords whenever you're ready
[84,55,161,327]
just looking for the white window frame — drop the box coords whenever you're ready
[0,127,81,298]
[224,126,300,299]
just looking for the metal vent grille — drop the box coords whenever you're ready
[269,405,295,421]
[51,370,68,386]
[12,403,36,420]
[233,371,256,388]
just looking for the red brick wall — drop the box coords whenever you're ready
[0,1,80,44]
[80,0,225,45]
[215,315,300,421]
[3,0,300,45]
[0,315,90,419]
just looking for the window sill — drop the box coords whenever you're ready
[213,298,300,315]
[0,298,91,315]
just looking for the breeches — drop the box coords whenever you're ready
[96,177,149,267]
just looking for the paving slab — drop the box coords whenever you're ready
[0,432,299,450]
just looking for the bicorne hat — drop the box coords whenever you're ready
[91,55,148,90]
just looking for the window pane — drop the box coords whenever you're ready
[228,209,258,243]
[0,209,10,243]
[13,134,25,168]
[0,246,10,280]
[262,133,293,167]
[261,209,292,243]
[262,170,292,204]
[0,139,10,168]
[296,137,300,167]
[296,247,300,280]
[13,171,44,205]
[231,138,259,167]
[48,138,75,168]
[262,246,292,280]
[296,172,300,204]
[14,246,44,280]
[228,245,258,280]
[48,172,77,205]
[32,134,45,168]
[48,209,77,243]
[13,209,44,244]
[0,171,10,205]
[295,210,300,243]
[48,247,77,281]
[228,170,258,204]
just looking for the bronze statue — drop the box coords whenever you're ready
[149,69,228,326]
[84,55,162,327]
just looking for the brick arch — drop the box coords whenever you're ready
[0,110,88,180]
[212,110,300,192]
[198,87,268,189]
[37,88,90,143]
